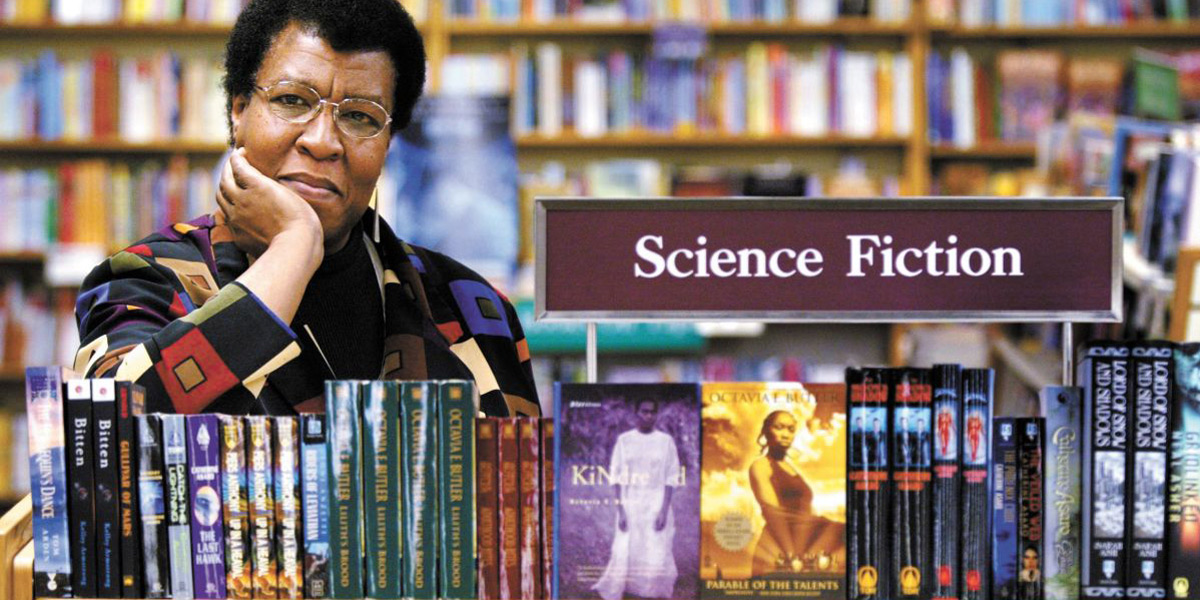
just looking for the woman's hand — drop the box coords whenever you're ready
[217,147,323,262]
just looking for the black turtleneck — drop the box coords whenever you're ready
[291,224,384,381]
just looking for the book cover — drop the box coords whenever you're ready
[300,413,330,599]
[890,368,933,600]
[25,366,73,597]
[401,381,438,599]
[187,414,226,599]
[135,414,169,599]
[163,414,194,599]
[1170,344,1200,600]
[439,380,476,600]
[218,414,252,599]
[362,380,402,599]
[541,418,554,599]
[993,417,1020,600]
[478,417,501,600]
[325,380,363,598]
[518,417,542,600]
[699,382,845,600]
[273,416,302,599]
[961,369,993,600]
[246,415,277,598]
[90,378,120,598]
[1079,342,1131,599]
[1017,418,1045,600]
[931,364,962,600]
[115,380,145,598]
[847,368,889,600]
[65,378,96,597]
[498,418,521,599]
[1127,342,1173,598]
[1040,386,1083,600]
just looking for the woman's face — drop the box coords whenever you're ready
[765,412,797,450]
[230,22,396,253]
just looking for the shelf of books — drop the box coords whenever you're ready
[0,141,227,155]
[934,21,1200,39]
[444,18,914,37]
[0,22,235,36]
[515,133,911,150]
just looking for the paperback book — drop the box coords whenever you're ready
[1170,344,1200,600]
[135,414,168,599]
[218,414,251,599]
[961,369,994,600]
[994,417,1019,600]
[847,368,889,600]
[163,414,193,599]
[26,366,73,597]
[1040,386,1083,600]
[187,414,226,599]
[890,369,933,600]
[273,416,302,599]
[931,365,962,600]
[1017,418,1045,600]
[65,378,96,597]
[91,378,120,598]
[1127,342,1173,599]
[300,413,330,600]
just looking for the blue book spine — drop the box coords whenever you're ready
[300,413,330,599]
[400,381,438,600]
[24,366,73,597]
[162,414,194,599]
[187,414,226,599]
[993,417,1020,600]
[325,381,363,598]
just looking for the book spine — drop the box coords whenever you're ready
[401,381,439,599]
[24,366,72,597]
[163,414,194,599]
[246,415,278,598]
[135,414,169,598]
[439,380,477,600]
[1040,386,1083,600]
[540,417,554,600]
[325,380,363,598]
[218,414,252,599]
[518,416,543,600]
[1170,344,1200,600]
[477,417,501,600]
[1017,418,1046,600]
[961,369,994,600]
[362,380,402,599]
[993,417,1020,600]
[932,364,962,600]
[300,413,331,599]
[848,367,891,600]
[91,379,121,598]
[116,380,145,598]
[498,418,522,599]
[65,378,97,597]
[187,414,226,599]
[1080,342,1131,599]
[1127,342,1173,598]
[273,417,303,599]
[890,367,933,600]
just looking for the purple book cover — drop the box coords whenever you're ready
[553,383,701,600]
[188,414,227,599]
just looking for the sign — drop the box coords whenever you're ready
[515,300,705,354]
[535,197,1123,322]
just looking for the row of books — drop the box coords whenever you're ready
[443,0,910,23]
[0,0,244,24]
[0,280,76,371]
[930,0,1200,26]
[0,51,225,143]
[0,158,216,252]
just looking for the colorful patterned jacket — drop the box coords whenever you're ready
[73,210,540,417]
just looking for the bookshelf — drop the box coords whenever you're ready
[0,140,227,155]
[514,132,911,149]
[929,141,1037,160]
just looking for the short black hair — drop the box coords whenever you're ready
[223,0,426,137]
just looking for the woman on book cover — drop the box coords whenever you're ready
[749,410,845,576]
[593,399,682,600]
[71,0,539,417]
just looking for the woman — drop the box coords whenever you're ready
[72,0,539,417]
[748,410,845,576]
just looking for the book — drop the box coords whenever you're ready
[477,417,501,600]
[540,418,554,599]
[890,368,933,600]
[1040,386,1083,600]
[1170,344,1200,600]
[847,367,890,600]
[1127,342,1174,598]
[699,382,845,600]
[218,414,252,599]
[24,366,73,597]
[300,414,330,599]
[498,418,521,599]
[187,414,226,599]
[961,369,993,600]
[64,378,96,597]
[325,381,363,598]
[246,415,277,598]
[439,380,476,600]
[115,381,145,598]
[162,414,193,599]
[362,380,402,599]
[1017,418,1045,600]
[931,364,962,600]
[993,417,1020,600]
[135,414,169,599]
[401,381,438,599]
[272,416,302,599]
[90,379,120,598]
[554,384,700,600]
[517,417,542,600]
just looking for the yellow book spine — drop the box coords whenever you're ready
[877,51,894,136]
[746,42,769,137]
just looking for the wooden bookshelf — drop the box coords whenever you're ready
[930,142,1038,160]
[516,132,911,149]
[935,21,1200,39]
[0,369,24,383]
[446,17,912,37]
[0,21,234,36]
[0,140,228,155]
[0,253,44,264]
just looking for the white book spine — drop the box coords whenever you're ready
[893,53,913,137]
[574,60,607,139]
[951,48,976,148]
[536,42,562,138]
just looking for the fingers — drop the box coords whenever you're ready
[218,155,240,206]
[229,147,270,189]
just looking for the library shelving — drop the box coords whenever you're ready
[0,140,227,155]
[929,141,1037,160]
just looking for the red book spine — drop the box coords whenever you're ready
[58,162,76,244]
[477,418,501,600]
[92,50,116,139]
[497,419,521,600]
[518,418,542,600]
[540,419,554,599]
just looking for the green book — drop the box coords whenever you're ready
[362,380,403,599]
[325,381,364,598]
[400,381,438,599]
[438,380,476,600]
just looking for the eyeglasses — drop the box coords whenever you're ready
[254,81,393,139]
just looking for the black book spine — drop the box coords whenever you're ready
[91,379,121,598]
[932,364,962,600]
[1080,342,1131,599]
[1017,418,1046,600]
[65,379,97,597]
[136,414,170,598]
[960,369,993,600]
[993,417,1020,600]
[890,367,934,600]
[848,367,891,600]
[1127,342,1173,599]
[116,381,145,598]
